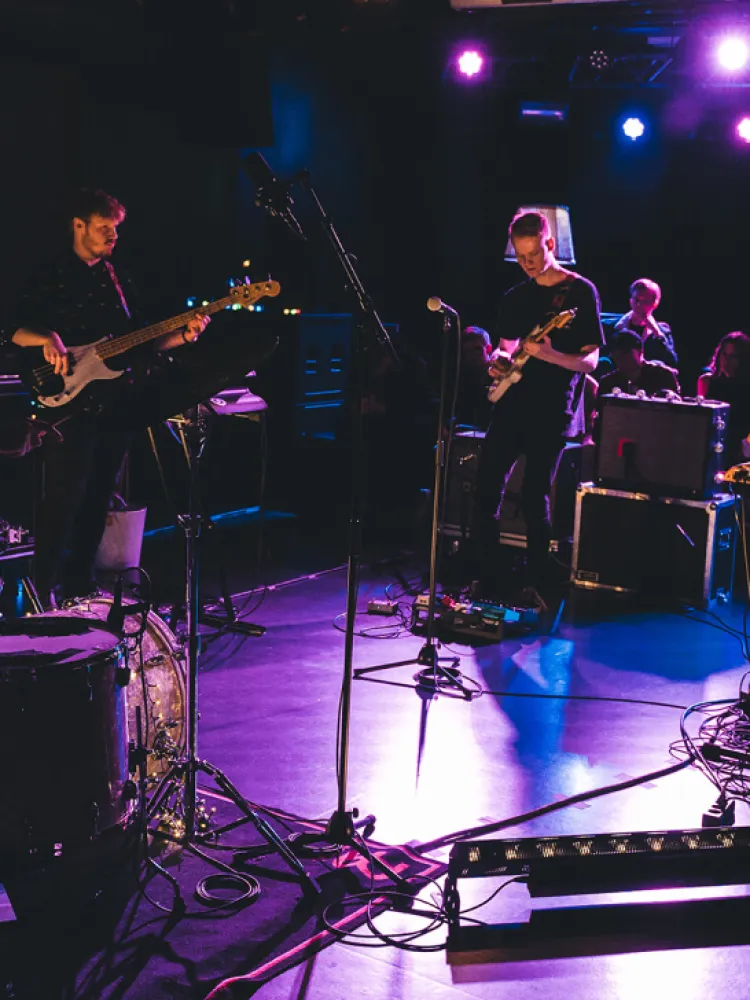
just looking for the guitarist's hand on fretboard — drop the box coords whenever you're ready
[523,335,553,361]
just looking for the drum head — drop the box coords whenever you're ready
[0,616,120,669]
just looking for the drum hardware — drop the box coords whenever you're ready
[130,704,181,908]
[152,390,268,638]
[143,410,321,900]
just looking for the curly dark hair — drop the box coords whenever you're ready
[69,188,126,227]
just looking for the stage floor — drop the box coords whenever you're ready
[5,540,750,999]
[195,555,750,1000]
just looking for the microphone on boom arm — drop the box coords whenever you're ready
[242,152,307,242]
[426,296,458,316]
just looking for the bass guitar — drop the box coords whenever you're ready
[487,308,577,404]
[20,279,280,409]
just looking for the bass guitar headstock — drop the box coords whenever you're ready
[229,279,281,308]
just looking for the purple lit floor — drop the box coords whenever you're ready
[174,543,750,1000]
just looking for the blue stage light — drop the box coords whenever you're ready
[622,117,646,141]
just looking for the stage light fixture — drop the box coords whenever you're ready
[519,102,567,122]
[737,116,750,143]
[186,297,197,307]
[589,49,610,71]
[717,37,748,72]
[457,50,484,78]
[622,116,646,141]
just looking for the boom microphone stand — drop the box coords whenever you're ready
[243,153,405,884]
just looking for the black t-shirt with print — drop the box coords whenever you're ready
[493,274,604,436]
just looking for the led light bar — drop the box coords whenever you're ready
[449,826,750,896]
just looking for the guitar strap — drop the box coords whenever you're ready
[104,261,131,321]
[549,276,574,316]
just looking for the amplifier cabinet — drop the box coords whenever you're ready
[596,394,729,499]
[571,484,737,608]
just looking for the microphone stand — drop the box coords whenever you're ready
[352,306,474,698]
[249,169,404,883]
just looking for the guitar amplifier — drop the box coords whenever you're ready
[571,484,737,608]
[596,393,729,499]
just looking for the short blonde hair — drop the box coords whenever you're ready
[509,211,550,242]
[629,278,661,307]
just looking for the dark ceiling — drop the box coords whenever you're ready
[1,0,749,94]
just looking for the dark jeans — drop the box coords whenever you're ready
[34,313,277,601]
[471,411,566,592]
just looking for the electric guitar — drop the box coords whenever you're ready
[20,279,281,409]
[486,308,577,404]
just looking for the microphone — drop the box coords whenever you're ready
[427,296,458,315]
[242,152,306,242]
[107,573,125,633]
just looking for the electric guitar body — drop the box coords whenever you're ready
[487,308,577,404]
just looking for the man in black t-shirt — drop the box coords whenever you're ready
[471,211,604,608]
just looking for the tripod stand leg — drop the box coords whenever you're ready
[325,810,408,886]
[199,761,321,895]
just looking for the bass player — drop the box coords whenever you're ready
[470,210,603,609]
[4,188,277,607]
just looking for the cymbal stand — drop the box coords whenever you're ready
[146,409,320,896]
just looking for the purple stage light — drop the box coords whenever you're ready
[717,37,748,72]
[737,117,750,143]
[622,117,645,141]
[457,50,484,78]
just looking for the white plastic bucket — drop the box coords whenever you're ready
[95,508,147,571]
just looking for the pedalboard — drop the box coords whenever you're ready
[410,593,537,641]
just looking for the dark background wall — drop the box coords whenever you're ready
[1,3,746,377]
[1,0,748,533]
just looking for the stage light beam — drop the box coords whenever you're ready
[717,37,749,72]
[737,117,750,143]
[457,50,484,78]
[622,117,646,141]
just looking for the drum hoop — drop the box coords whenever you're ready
[0,615,125,671]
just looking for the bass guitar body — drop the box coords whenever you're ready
[27,339,123,409]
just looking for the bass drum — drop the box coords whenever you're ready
[43,598,186,786]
